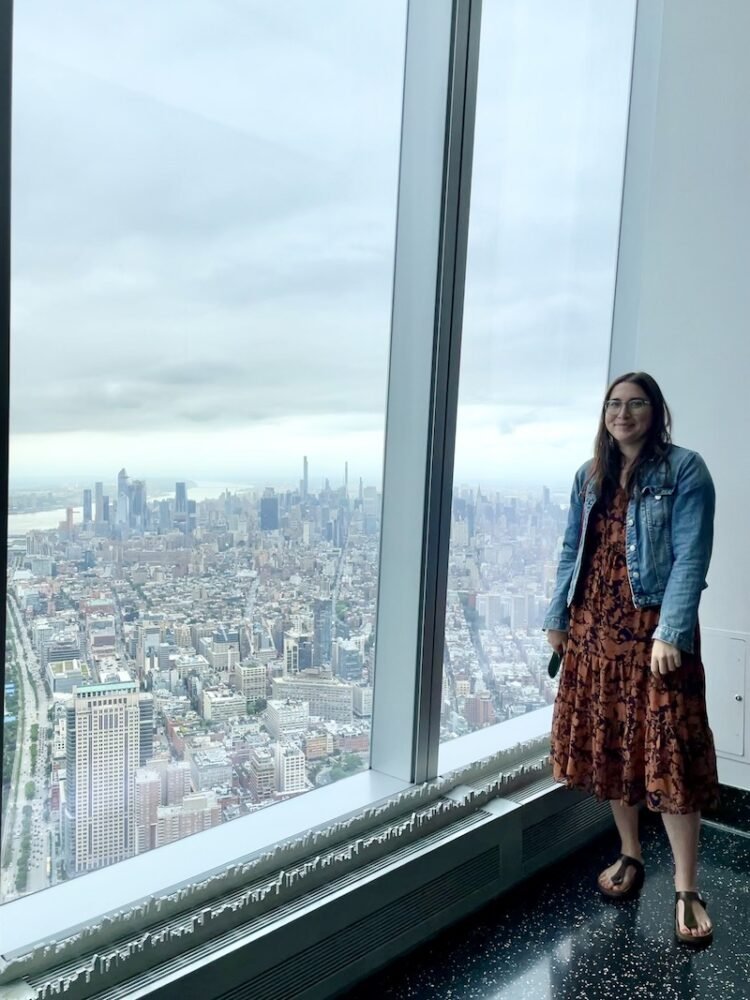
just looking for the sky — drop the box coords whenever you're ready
[8,0,636,491]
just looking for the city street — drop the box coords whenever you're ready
[1,595,52,901]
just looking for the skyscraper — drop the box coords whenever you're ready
[64,681,141,875]
[174,482,188,534]
[303,455,309,499]
[83,489,93,524]
[313,598,333,667]
[117,468,130,526]
[159,500,171,532]
[134,769,161,854]
[260,492,279,531]
[175,482,187,514]
[130,480,147,532]
[187,499,197,534]
[95,481,104,523]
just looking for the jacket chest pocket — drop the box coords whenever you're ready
[641,484,675,530]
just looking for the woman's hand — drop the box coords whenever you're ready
[651,638,682,676]
[546,629,568,655]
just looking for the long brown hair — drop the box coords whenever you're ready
[586,371,672,500]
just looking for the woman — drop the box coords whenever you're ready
[542,371,718,946]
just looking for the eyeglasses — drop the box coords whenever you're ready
[603,398,651,413]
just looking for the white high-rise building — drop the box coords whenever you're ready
[265,698,309,740]
[233,662,267,703]
[65,681,141,874]
[134,769,161,854]
[274,743,306,794]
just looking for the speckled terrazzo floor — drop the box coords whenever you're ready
[344,810,750,1000]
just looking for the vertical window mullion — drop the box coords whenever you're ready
[0,0,13,829]
[370,0,480,785]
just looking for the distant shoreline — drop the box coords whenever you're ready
[6,483,255,535]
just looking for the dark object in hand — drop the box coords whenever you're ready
[548,649,564,679]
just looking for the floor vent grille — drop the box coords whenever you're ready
[213,847,500,1000]
[523,796,610,867]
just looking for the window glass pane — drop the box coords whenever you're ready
[3,0,405,902]
[440,0,635,743]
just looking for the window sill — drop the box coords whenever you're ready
[0,708,554,966]
[438,705,553,775]
[0,768,409,957]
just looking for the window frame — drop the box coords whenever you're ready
[0,0,639,983]
[0,0,483,955]
[370,0,481,785]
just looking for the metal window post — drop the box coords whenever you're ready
[371,0,481,784]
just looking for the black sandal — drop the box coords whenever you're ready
[597,854,645,900]
[675,891,713,947]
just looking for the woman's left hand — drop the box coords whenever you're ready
[651,638,682,676]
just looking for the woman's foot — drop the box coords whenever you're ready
[675,891,713,945]
[597,853,645,898]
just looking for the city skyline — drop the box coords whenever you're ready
[8,0,633,485]
[3,458,564,902]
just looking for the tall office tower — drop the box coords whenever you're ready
[274,743,307,794]
[175,482,188,514]
[83,489,93,524]
[333,638,363,682]
[134,769,161,853]
[165,760,192,805]
[159,500,171,532]
[312,598,333,667]
[303,455,309,499]
[248,748,275,801]
[117,468,130,526]
[344,461,348,494]
[95,481,104,523]
[283,631,300,675]
[174,482,188,533]
[130,480,147,531]
[64,681,141,875]
[283,629,313,675]
[102,496,110,522]
[139,693,154,764]
[187,499,197,534]
[363,486,380,537]
[65,507,74,535]
[260,492,279,531]
[358,477,364,504]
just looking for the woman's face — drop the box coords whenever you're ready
[604,381,654,452]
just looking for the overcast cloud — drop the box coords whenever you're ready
[8,0,635,488]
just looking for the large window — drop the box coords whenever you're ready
[440,0,636,743]
[2,0,405,902]
[0,5,642,990]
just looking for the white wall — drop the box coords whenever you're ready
[611,0,750,788]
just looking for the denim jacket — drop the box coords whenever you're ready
[541,444,715,653]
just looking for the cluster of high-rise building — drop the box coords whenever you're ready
[8,459,379,883]
[7,457,565,891]
[441,484,565,735]
[78,474,195,537]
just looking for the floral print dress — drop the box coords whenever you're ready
[551,486,719,814]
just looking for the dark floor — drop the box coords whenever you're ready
[345,808,750,1000]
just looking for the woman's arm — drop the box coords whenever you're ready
[542,464,587,633]
[652,451,715,654]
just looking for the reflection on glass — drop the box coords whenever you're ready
[440,0,635,741]
[2,1,404,901]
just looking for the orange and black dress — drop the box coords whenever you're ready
[551,486,719,814]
